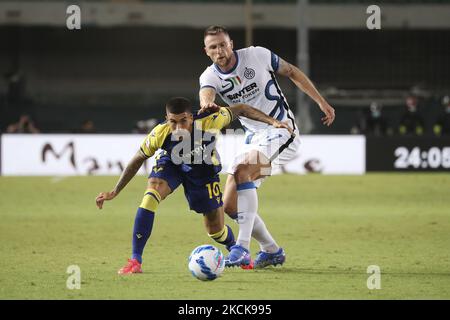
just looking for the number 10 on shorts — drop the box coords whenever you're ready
[206,182,221,204]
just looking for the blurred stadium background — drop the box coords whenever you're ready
[0,0,449,300]
[1,0,449,135]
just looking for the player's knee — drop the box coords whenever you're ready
[147,178,169,200]
[233,164,252,185]
[235,163,270,184]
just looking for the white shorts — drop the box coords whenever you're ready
[227,127,301,187]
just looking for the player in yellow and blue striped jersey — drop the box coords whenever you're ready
[95,97,292,274]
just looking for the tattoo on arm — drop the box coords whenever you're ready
[277,57,325,106]
[112,151,146,195]
[277,58,294,78]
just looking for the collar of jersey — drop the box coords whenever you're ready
[214,51,239,75]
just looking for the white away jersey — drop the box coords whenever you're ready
[199,46,297,133]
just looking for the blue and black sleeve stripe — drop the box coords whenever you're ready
[271,52,280,72]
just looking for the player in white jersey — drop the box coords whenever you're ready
[198,26,335,268]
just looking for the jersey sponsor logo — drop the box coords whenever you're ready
[226,82,259,102]
[244,67,255,79]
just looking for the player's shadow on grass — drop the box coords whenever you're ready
[254,267,362,275]
[254,267,450,277]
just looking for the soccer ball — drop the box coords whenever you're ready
[188,245,225,281]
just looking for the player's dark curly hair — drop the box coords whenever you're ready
[165,97,192,114]
[204,25,229,38]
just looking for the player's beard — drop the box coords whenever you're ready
[217,55,232,69]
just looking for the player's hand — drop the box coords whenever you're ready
[272,120,294,136]
[198,102,220,115]
[95,191,117,209]
[319,101,335,126]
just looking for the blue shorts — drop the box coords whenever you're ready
[149,152,223,214]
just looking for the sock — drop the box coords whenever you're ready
[131,208,155,264]
[131,189,161,264]
[252,213,279,253]
[230,212,279,254]
[208,225,236,251]
[236,182,258,251]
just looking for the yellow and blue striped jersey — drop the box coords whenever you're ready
[139,107,233,176]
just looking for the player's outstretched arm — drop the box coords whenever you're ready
[277,58,335,127]
[198,87,220,114]
[95,150,147,209]
[229,103,294,135]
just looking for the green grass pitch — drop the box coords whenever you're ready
[0,174,449,299]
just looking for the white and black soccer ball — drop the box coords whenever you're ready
[188,245,225,281]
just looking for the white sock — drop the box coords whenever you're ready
[252,213,279,253]
[236,184,258,251]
